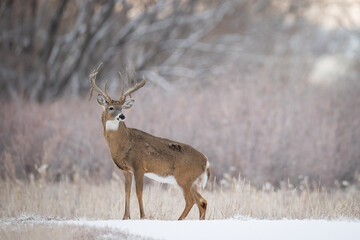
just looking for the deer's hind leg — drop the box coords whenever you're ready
[192,188,207,220]
[178,184,195,220]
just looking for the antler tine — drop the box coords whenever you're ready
[118,71,125,101]
[89,63,111,102]
[104,79,110,95]
[123,75,146,98]
[132,67,137,82]
[129,67,138,98]
[118,67,146,101]
[127,67,132,98]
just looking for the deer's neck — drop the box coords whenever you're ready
[101,112,130,142]
[104,121,129,138]
[103,120,131,156]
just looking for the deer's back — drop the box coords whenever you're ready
[129,128,207,175]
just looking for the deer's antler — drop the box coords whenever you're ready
[118,67,146,102]
[88,63,111,102]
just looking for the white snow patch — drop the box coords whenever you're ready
[58,219,360,240]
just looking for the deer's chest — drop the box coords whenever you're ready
[110,148,133,171]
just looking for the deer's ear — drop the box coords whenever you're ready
[122,99,135,109]
[97,94,107,106]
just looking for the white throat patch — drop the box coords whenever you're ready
[106,120,119,131]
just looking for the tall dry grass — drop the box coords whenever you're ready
[1,176,359,221]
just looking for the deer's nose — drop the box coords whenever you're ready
[119,114,125,120]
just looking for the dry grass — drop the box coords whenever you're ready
[1,178,359,221]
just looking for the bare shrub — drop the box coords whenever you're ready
[0,98,110,182]
[1,68,360,186]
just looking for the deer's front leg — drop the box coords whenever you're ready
[134,171,145,219]
[123,171,132,220]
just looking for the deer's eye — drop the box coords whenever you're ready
[109,106,114,111]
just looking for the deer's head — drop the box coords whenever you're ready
[89,63,146,123]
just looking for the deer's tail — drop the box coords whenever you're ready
[201,160,210,189]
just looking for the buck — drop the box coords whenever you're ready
[89,64,210,220]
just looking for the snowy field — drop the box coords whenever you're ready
[64,219,360,240]
[2,218,359,240]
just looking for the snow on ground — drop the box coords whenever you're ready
[59,219,360,240]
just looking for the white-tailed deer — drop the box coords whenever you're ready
[89,64,210,220]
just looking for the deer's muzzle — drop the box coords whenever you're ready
[117,114,125,121]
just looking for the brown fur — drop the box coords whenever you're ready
[89,64,210,220]
[102,111,209,220]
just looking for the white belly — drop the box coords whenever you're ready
[145,173,177,185]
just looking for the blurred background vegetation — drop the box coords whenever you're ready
[0,0,359,187]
